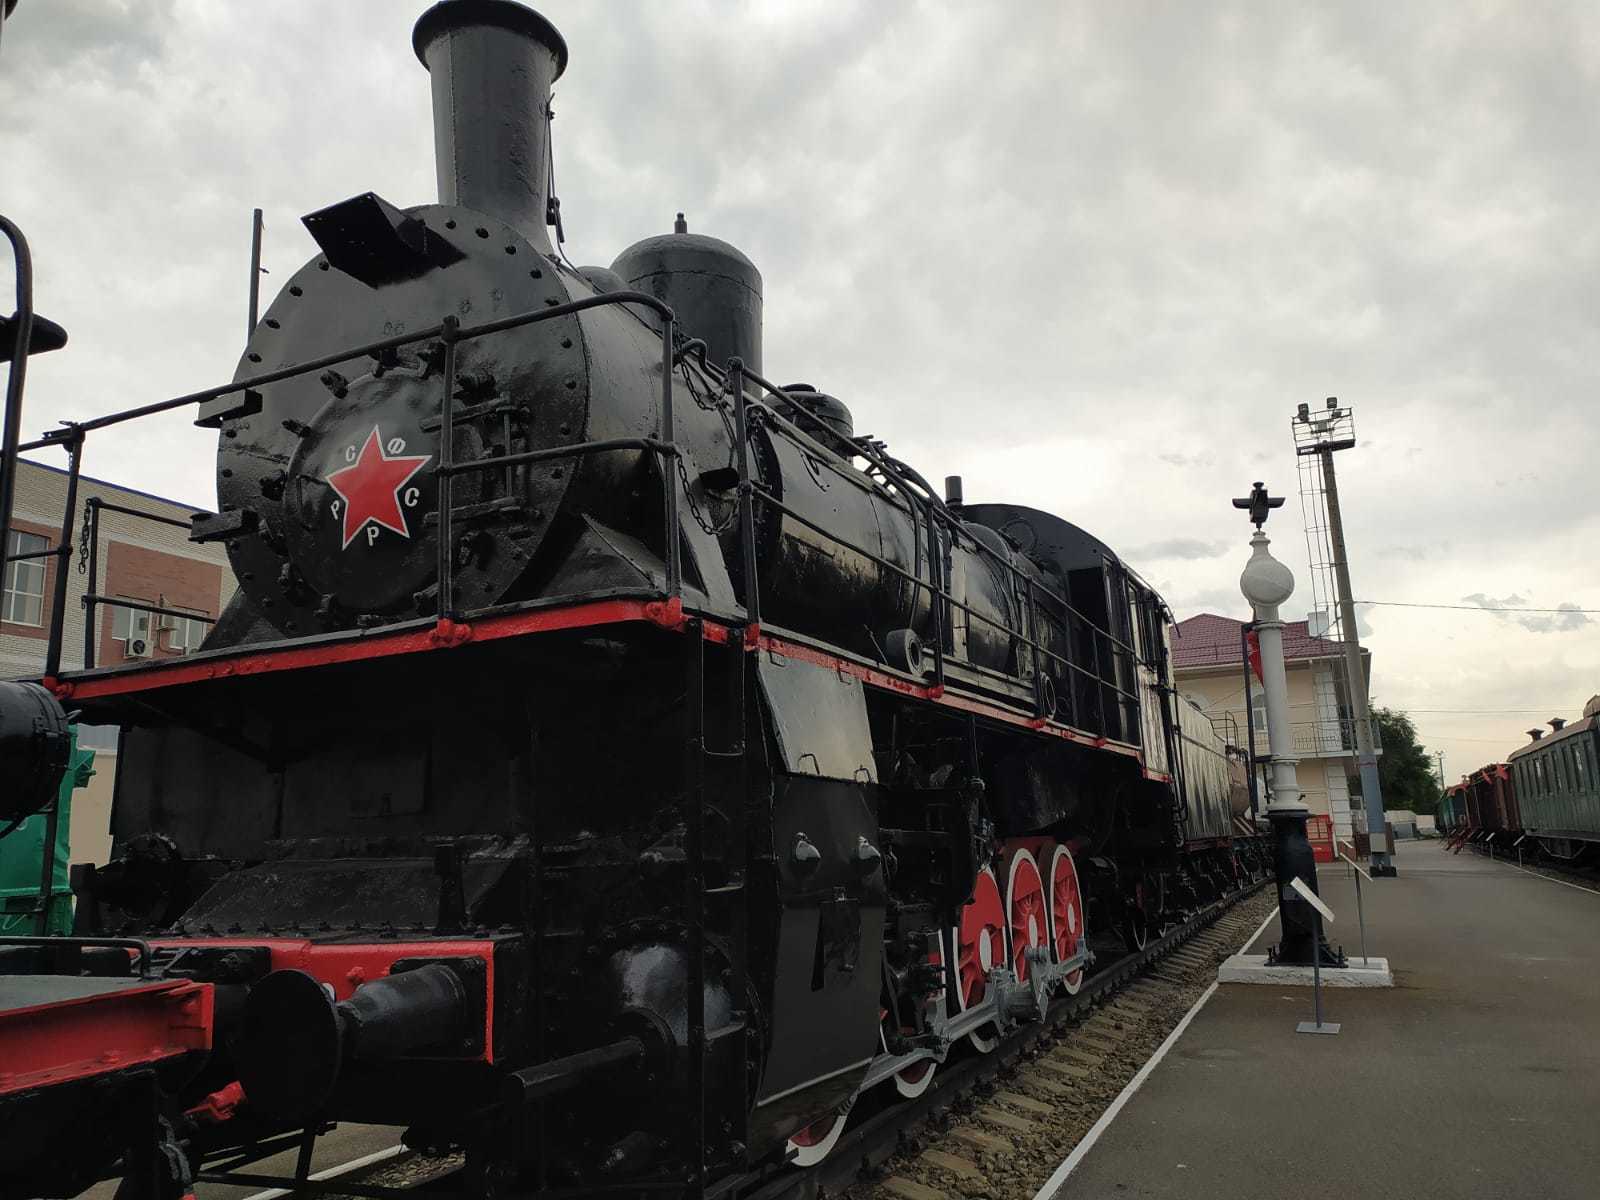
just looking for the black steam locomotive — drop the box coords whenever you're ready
[0,3,1261,1195]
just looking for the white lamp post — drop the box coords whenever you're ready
[1235,483,1341,967]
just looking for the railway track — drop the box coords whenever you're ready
[757,878,1275,1200]
[1449,838,1600,895]
[203,880,1273,1200]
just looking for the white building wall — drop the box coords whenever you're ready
[1326,761,1354,841]
[1311,663,1344,756]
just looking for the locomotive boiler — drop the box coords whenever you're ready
[0,3,1263,1196]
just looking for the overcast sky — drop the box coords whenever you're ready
[3,0,1597,781]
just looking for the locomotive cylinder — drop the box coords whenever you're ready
[233,964,470,1120]
[0,680,70,824]
[413,0,569,251]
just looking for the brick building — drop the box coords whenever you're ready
[2,458,235,866]
[1170,612,1379,844]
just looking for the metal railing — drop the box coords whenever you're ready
[5,275,1160,748]
[4,289,682,681]
[726,358,1144,742]
[1290,718,1383,757]
[77,498,217,671]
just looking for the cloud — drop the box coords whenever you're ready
[1462,593,1591,634]
[1127,537,1232,561]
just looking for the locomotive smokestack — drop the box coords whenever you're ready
[413,0,568,252]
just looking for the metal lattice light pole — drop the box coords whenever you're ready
[1235,483,1343,967]
[1293,398,1393,876]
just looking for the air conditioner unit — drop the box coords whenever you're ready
[126,637,150,659]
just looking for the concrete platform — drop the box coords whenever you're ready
[1039,840,1600,1200]
[1217,953,1394,987]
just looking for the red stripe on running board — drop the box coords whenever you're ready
[52,593,1144,766]
[51,598,684,701]
[749,628,1144,761]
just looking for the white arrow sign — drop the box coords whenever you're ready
[1290,875,1335,924]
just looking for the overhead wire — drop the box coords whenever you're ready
[1356,600,1600,614]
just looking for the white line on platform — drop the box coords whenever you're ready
[1239,903,1280,954]
[1032,897,1280,1200]
[238,1145,406,1200]
[1031,979,1221,1200]
[1504,860,1600,897]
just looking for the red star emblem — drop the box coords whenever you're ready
[325,427,432,549]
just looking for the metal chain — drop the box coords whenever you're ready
[673,361,740,537]
[677,450,738,537]
[77,499,92,573]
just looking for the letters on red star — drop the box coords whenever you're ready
[325,427,432,549]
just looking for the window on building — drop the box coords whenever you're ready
[163,609,209,655]
[111,599,153,656]
[1250,688,1268,737]
[3,530,48,626]
[73,724,120,753]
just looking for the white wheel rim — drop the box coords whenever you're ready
[1048,845,1086,995]
[787,1100,852,1167]
[880,935,944,1099]
[1005,848,1044,984]
[954,867,1003,1052]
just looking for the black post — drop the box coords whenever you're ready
[1239,621,1261,823]
[1267,814,1330,965]
[81,498,101,670]
[33,794,61,936]
[435,315,459,618]
[291,1125,317,1198]
[43,427,83,680]
[247,208,264,336]
[684,619,706,1194]
[659,315,680,597]
[729,359,759,628]
[0,215,37,564]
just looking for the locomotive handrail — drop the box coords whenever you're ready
[437,436,676,476]
[78,496,221,671]
[744,479,1142,728]
[16,289,676,446]
[12,271,1143,744]
[722,361,1142,736]
[11,288,686,675]
[729,366,1146,674]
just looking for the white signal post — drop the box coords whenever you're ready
[1235,483,1343,970]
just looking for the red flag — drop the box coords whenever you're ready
[1246,630,1264,684]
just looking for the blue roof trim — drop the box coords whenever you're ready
[19,455,215,516]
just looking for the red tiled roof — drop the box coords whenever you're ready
[1170,612,1347,669]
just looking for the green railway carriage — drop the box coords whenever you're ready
[1508,697,1600,860]
[1438,783,1467,834]
[0,728,95,935]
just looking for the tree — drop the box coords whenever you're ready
[1350,707,1441,815]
